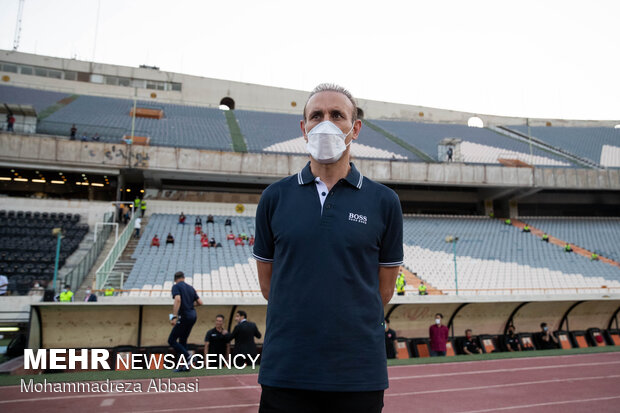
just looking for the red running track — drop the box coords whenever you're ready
[1,352,619,412]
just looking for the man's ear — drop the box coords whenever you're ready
[300,120,308,142]
[351,119,362,141]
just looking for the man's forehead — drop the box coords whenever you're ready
[306,91,353,113]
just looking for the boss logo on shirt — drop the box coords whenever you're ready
[348,212,367,225]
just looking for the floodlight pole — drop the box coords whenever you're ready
[446,235,459,296]
[52,229,62,293]
[452,239,458,296]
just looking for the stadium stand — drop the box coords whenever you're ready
[0,210,88,294]
[123,214,260,297]
[402,216,620,295]
[119,213,620,297]
[235,109,419,160]
[371,119,576,166]
[0,84,69,113]
[505,125,620,167]
[38,95,233,151]
[521,218,620,263]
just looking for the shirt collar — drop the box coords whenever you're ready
[297,161,363,190]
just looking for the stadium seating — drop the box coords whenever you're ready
[0,84,69,113]
[0,210,88,294]
[402,216,620,295]
[522,218,620,262]
[38,95,234,151]
[122,213,620,297]
[123,214,260,297]
[371,119,575,166]
[235,109,420,160]
[505,125,620,167]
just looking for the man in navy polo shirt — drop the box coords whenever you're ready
[253,83,403,413]
[169,271,202,371]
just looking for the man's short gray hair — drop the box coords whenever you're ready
[303,83,358,123]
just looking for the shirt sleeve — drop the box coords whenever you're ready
[252,186,275,263]
[379,189,404,267]
[171,284,179,298]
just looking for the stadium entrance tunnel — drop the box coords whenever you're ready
[219,97,235,110]
[26,298,620,353]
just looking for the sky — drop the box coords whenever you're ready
[0,0,619,121]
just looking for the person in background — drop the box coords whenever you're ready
[429,313,449,356]
[28,281,45,297]
[195,215,202,229]
[227,310,261,364]
[395,269,406,296]
[84,287,97,302]
[539,322,558,349]
[564,243,573,252]
[179,212,186,224]
[207,214,214,224]
[204,314,230,366]
[70,124,77,140]
[166,233,175,245]
[522,225,530,233]
[55,285,74,302]
[384,319,397,359]
[169,271,202,372]
[91,133,100,141]
[248,235,255,246]
[227,231,235,240]
[0,274,8,296]
[7,114,15,132]
[151,234,160,247]
[418,281,428,295]
[201,237,210,248]
[462,329,482,354]
[235,236,245,246]
[209,237,216,247]
[542,233,549,242]
[224,218,232,227]
[505,325,521,352]
[133,216,142,238]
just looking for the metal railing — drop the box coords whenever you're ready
[96,213,137,290]
[63,212,114,292]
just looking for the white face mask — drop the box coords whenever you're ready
[86,289,91,295]
[435,318,441,325]
[305,121,354,164]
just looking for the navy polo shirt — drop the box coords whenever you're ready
[253,162,403,392]
[171,281,199,320]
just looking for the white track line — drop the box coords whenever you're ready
[390,360,620,380]
[386,374,620,397]
[100,398,115,407]
[125,402,261,412]
[389,351,620,369]
[457,395,620,413]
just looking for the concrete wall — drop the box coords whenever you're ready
[2,134,620,191]
[28,297,620,349]
[2,50,619,126]
[145,200,257,218]
[0,196,115,226]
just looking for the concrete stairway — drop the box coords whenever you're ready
[402,267,443,295]
[511,219,620,270]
